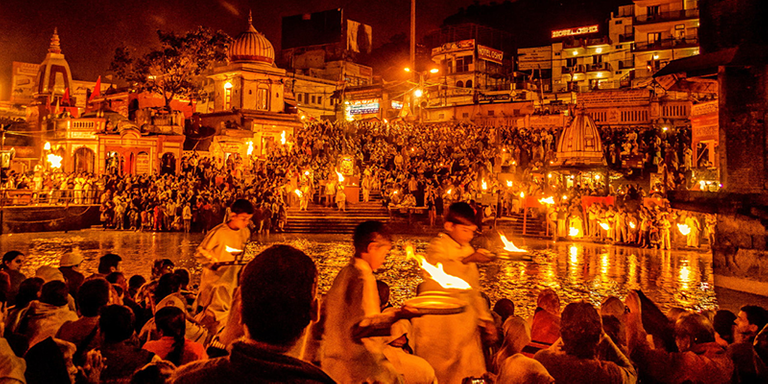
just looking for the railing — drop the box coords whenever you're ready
[587,62,612,72]
[0,189,103,207]
[562,36,611,49]
[618,59,634,70]
[561,65,587,74]
[633,37,699,52]
[618,33,635,43]
[634,9,699,24]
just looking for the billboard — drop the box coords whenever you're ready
[349,98,379,115]
[346,20,372,54]
[11,62,40,104]
[431,39,475,56]
[517,46,552,70]
[282,9,343,50]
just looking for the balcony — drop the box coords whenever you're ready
[634,9,699,25]
[618,59,634,70]
[587,62,612,72]
[618,33,635,43]
[633,37,699,52]
[562,36,611,49]
[561,65,587,74]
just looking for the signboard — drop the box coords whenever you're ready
[478,45,504,64]
[11,62,40,104]
[691,101,719,142]
[478,93,511,102]
[517,46,552,70]
[349,99,379,115]
[551,25,599,39]
[136,152,151,174]
[431,39,475,56]
[391,100,403,110]
[578,89,650,108]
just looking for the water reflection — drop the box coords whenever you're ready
[0,230,716,319]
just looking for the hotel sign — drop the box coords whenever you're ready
[478,45,504,64]
[551,25,599,39]
[432,39,475,56]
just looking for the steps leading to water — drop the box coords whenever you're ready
[285,196,389,234]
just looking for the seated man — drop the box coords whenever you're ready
[534,302,636,384]
[625,291,733,384]
[172,245,334,383]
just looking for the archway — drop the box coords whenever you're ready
[73,147,95,173]
[161,152,176,175]
[105,151,123,175]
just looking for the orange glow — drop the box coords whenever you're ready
[538,196,555,205]
[600,222,610,230]
[47,153,62,168]
[506,180,513,187]
[447,189,452,195]
[294,189,303,198]
[335,170,345,183]
[569,226,581,237]
[629,222,636,229]
[405,243,472,290]
[280,131,286,145]
[498,231,528,253]
[225,246,243,254]
[519,192,525,198]
[678,223,691,236]
[481,179,488,190]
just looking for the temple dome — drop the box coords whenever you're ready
[229,13,274,65]
[554,108,606,166]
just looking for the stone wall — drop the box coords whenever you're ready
[712,212,768,295]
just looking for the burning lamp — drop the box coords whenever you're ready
[44,142,52,151]
[678,223,691,236]
[414,89,423,98]
[280,131,286,145]
[47,153,63,169]
[481,179,488,190]
[406,243,472,290]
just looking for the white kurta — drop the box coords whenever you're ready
[409,233,490,384]
[321,258,403,384]
[193,223,250,324]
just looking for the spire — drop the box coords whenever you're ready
[49,28,62,54]
[247,10,257,32]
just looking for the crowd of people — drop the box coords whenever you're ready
[0,200,762,383]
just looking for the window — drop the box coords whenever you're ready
[615,20,623,25]
[465,80,473,88]
[566,58,577,68]
[488,110,495,116]
[648,32,661,44]
[311,95,316,104]
[317,96,323,105]
[594,55,604,64]
[297,93,302,103]
[647,5,660,16]
[462,112,469,118]
[224,88,232,110]
[456,56,473,72]
[304,93,309,104]
[456,80,464,88]
[257,87,269,111]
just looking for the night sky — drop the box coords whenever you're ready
[0,0,492,100]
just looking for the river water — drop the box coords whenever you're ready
[0,229,715,318]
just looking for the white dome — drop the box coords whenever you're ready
[229,14,275,65]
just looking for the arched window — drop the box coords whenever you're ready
[256,86,269,111]
[456,81,464,88]
[465,80,473,88]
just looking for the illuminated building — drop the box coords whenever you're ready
[198,13,301,158]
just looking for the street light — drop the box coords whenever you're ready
[414,89,423,98]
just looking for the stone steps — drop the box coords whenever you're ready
[285,200,389,234]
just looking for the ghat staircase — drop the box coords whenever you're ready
[284,190,389,234]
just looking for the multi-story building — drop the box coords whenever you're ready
[631,0,700,86]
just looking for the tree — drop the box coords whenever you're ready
[110,26,231,111]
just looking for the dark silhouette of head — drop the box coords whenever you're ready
[560,302,602,359]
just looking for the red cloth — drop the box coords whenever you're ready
[143,336,208,366]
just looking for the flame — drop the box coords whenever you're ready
[294,189,303,198]
[562,195,568,200]
[335,170,345,183]
[246,140,254,155]
[519,192,525,198]
[225,246,243,254]
[44,142,51,151]
[481,179,488,190]
[569,226,581,237]
[280,131,286,145]
[678,223,691,236]
[629,222,636,229]
[47,153,62,168]
[538,196,555,205]
[405,244,472,290]
[304,170,310,176]
[506,180,513,187]
[600,222,610,230]
[499,231,527,253]
[447,189,452,195]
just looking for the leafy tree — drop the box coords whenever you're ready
[110,26,231,111]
